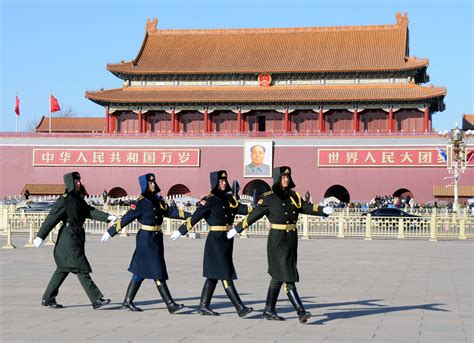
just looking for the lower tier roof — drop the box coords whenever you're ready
[86,84,446,110]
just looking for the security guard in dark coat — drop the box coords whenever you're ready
[101,173,190,313]
[228,166,334,323]
[170,170,254,318]
[33,172,116,309]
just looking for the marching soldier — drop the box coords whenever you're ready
[170,170,253,318]
[228,166,334,323]
[101,173,190,313]
[33,172,116,309]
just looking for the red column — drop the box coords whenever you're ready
[105,108,110,133]
[237,109,242,132]
[208,111,213,132]
[113,115,118,133]
[175,111,179,132]
[204,109,209,133]
[353,108,359,132]
[142,112,147,133]
[138,110,142,133]
[171,110,176,133]
[388,108,393,132]
[284,108,289,132]
[318,109,324,132]
[110,114,115,133]
[423,107,429,132]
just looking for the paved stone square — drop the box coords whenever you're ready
[1,235,473,342]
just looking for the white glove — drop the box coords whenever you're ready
[33,237,43,248]
[323,206,334,215]
[101,231,111,242]
[107,215,117,224]
[170,230,181,241]
[227,228,238,239]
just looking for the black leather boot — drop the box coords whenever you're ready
[92,297,111,309]
[198,279,219,316]
[262,284,284,321]
[122,278,143,312]
[222,281,253,318]
[156,280,184,314]
[41,298,64,309]
[287,288,311,323]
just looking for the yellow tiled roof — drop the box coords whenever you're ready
[462,114,474,129]
[433,185,474,197]
[86,84,446,105]
[21,184,65,195]
[107,13,427,75]
[36,117,105,132]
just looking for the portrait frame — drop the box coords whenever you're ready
[243,141,273,178]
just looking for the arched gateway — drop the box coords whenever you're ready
[324,185,350,204]
[167,184,191,197]
[243,180,271,200]
[109,187,127,198]
[393,188,414,199]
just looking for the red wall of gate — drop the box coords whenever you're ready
[2,140,470,203]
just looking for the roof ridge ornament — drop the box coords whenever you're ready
[146,18,158,34]
[396,12,408,27]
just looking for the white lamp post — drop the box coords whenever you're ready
[439,124,472,212]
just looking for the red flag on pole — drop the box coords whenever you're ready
[50,95,60,113]
[15,95,20,116]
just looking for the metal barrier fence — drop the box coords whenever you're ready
[1,205,472,249]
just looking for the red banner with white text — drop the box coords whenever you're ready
[317,148,472,167]
[33,149,200,167]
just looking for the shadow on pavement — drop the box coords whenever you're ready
[306,303,448,325]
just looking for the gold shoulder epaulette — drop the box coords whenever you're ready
[257,190,273,205]
[200,193,214,201]
[262,190,273,197]
[199,194,213,206]
[136,195,144,202]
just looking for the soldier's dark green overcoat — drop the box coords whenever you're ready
[37,173,109,273]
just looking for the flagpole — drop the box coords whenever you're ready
[15,92,20,133]
[49,91,52,134]
[15,92,19,133]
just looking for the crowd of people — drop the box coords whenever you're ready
[332,195,454,211]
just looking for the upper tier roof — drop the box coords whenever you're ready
[107,13,428,76]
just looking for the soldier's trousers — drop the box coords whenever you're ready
[42,267,103,303]
[270,278,296,292]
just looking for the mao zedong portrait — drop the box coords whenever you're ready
[245,144,271,176]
